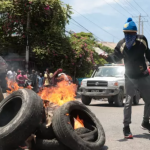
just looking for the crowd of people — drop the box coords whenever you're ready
[6,67,68,93]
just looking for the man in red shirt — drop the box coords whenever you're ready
[17,71,27,87]
[147,64,150,75]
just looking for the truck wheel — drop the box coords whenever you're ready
[108,98,114,105]
[81,95,91,105]
[114,89,124,107]
[133,90,140,105]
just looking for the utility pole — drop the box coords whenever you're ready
[133,14,148,35]
[138,14,141,34]
[26,12,30,71]
[142,21,143,35]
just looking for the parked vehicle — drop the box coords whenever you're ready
[80,64,140,107]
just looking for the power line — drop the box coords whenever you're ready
[113,0,133,16]
[71,18,115,48]
[103,0,127,17]
[131,0,150,28]
[124,0,141,14]
[71,18,103,41]
[72,9,120,40]
[132,0,148,16]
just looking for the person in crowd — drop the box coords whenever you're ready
[99,17,150,139]
[52,68,63,86]
[30,70,38,92]
[37,73,44,92]
[7,67,17,82]
[25,70,30,79]
[147,63,150,75]
[16,68,21,83]
[43,68,53,87]
[17,71,28,87]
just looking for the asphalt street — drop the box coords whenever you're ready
[78,99,150,150]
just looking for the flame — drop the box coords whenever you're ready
[74,116,84,129]
[38,80,77,106]
[6,78,32,94]
[6,76,77,107]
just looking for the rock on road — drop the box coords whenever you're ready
[78,99,150,150]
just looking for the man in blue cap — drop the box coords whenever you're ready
[100,17,150,139]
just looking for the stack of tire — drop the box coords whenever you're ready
[0,89,105,150]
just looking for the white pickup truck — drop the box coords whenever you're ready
[80,64,140,107]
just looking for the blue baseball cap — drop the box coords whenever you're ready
[123,18,137,32]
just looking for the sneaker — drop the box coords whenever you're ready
[141,121,150,132]
[123,126,133,139]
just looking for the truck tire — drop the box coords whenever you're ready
[108,98,114,105]
[0,89,43,149]
[133,90,140,105]
[81,95,91,105]
[114,89,124,107]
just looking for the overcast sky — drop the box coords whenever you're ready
[62,0,150,44]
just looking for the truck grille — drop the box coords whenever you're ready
[87,81,108,87]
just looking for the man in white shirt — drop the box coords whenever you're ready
[7,67,17,82]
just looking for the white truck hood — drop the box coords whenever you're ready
[82,77,122,82]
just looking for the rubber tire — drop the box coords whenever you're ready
[0,86,4,102]
[52,101,105,150]
[33,138,70,150]
[133,90,140,105]
[36,123,55,139]
[108,98,114,105]
[75,126,98,142]
[81,95,92,105]
[113,89,124,107]
[0,89,43,149]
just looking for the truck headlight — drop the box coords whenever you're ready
[110,81,118,86]
[81,81,87,87]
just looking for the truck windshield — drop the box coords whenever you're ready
[94,67,125,77]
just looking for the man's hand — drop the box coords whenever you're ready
[99,54,108,59]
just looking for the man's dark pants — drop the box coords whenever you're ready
[124,75,150,126]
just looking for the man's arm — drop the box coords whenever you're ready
[100,40,124,63]
[144,36,150,62]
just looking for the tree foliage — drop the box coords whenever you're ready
[98,43,113,54]
[0,0,109,78]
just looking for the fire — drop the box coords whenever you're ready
[6,76,77,107]
[38,80,77,106]
[74,115,84,129]
[6,78,32,94]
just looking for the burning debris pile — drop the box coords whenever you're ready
[0,79,105,150]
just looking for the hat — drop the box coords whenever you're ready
[123,18,137,32]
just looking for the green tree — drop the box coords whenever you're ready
[0,0,72,54]
[98,43,113,54]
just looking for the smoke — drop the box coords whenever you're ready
[3,53,25,71]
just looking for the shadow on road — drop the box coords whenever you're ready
[117,138,131,142]
[134,133,150,140]
[101,146,109,150]
[89,103,144,108]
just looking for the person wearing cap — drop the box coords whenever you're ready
[100,17,150,139]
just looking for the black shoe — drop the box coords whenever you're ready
[123,126,133,139]
[141,121,150,132]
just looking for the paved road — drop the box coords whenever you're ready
[78,99,150,150]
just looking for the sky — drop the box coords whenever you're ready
[62,0,150,44]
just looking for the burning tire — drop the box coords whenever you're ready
[0,89,43,149]
[75,126,98,142]
[32,138,70,150]
[52,101,105,150]
[36,123,55,139]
